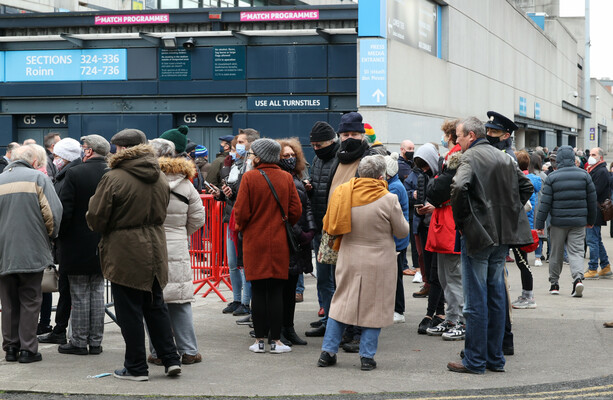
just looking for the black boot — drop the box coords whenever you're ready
[282,327,307,345]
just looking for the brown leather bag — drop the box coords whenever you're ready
[599,198,613,222]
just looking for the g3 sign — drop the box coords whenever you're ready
[181,113,231,125]
[19,114,68,127]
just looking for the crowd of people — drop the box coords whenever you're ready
[0,110,611,379]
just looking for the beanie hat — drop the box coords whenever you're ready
[111,129,147,147]
[53,138,82,162]
[81,134,110,156]
[194,145,208,158]
[309,121,337,142]
[185,139,197,154]
[384,152,399,177]
[364,123,376,143]
[338,112,365,134]
[160,125,189,153]
[251,138,281,164]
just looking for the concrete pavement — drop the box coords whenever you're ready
[1,237,613,397]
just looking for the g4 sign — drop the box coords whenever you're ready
[21,114,68,127]
[181,113,231,125]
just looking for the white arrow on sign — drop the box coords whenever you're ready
[372,89,385,103]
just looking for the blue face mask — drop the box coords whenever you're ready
[236,143,247,157]
[441,135,448,149]
[230,151,237,160]
[219,144,225,154]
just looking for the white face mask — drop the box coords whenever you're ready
[588,156,598,166]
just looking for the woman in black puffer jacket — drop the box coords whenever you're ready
[277,138,317,346]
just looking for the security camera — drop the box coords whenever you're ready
[183,37,196,50]
[572,91,578,98]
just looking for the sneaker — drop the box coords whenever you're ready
[181,353,202,364]
[270,341,292,354]
[584,270,599,280]
[418,316,443,335]
[113,368,148,382]
[511,296,537,309]
[317,351,337,367]
[442,324,466,341]
[598,265,612,278]
[165,364,181,377]
[236,315,252,325]
[549,284,560,295]
[535,259,543,267]
[360,357,377,371]
[342,339,360,353]
[426,320,455,336]
[249,340,265,353]
[233,304,250,316]
[412,270,422,283]
[571,278,584,297]
[505,255,514,263]
[222,301,241,314]
[317,307,325,317]
[393,312,405,324]
[412,285,429,298]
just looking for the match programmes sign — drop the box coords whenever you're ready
[5,49,127,82]
[240,10,319,22]
[94,14,169,25]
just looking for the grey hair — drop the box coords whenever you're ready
[81,134,110,156]
[29,144,48,169]
[7,142,20,153]
[459,116,486,139]
[358,155,386,179]
[149,138,176,157]
[11,144,40,168]
[44,132,61,149]
[239,128,260,144]
[595,147,604,158]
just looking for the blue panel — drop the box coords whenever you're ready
[0,52,4,82]
[328,44,357,78]
[246,112,330,144]
[158,114,174,134]
[527,13,545,30]
[159,80,246,95]
[0,115,15,146]
[190,47,214,80]
[68,114,82,140]
[247,79,327,94]
[232,113,248,135]
[359,39,387,106]
[329,78,356,93]
[0,82,81,97]
[247,46,327,79]
[358,0,386,38]
[80,114,160,140]
[82,81,158,95]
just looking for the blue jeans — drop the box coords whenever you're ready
[227,227,243,303]
[586,225,609,271]
[461,239,507,373]
[313,232,335,324]
[321,318,381,359]
[296,274,305,295]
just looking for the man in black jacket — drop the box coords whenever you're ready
[585,147,611,279]
[0,142,20,172]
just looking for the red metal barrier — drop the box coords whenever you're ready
[190,194,231,301]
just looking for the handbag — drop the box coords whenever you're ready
[259,170,301,254]
[317,230,339,265]
[599,198,613,222]
[41,265,59,293]
[519,230,540,253]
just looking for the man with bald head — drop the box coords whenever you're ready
[584,147,612,279]
[398,140,414,182]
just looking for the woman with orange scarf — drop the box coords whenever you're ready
[317,155,409,371]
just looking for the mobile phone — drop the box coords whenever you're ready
[221,178,227,186]
[203,181,216,191]
[414,204,424,208]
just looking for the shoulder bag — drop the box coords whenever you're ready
[41,265,59,293]
[599,198,613,222]
[317,230,339,265]
[259,170,301,254]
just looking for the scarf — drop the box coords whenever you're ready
[587,160,605,174]
[337,139,369,164]
[323,178,389,249]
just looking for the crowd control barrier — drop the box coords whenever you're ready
[190,194,231,301]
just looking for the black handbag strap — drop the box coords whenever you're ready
[259,170,288,222]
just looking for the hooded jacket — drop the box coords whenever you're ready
[534,145,597,229]
[588,160,611,226]
[86,144,171,292]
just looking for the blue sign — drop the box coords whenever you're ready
[358,0,386,38]
[359,39,387,107]
[247,96,328,111]
[519,96,527,117]
[0,52,4,82]
[534,102,541,120]
[5,49,127,82]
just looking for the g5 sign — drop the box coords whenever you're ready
[20,114,68,127]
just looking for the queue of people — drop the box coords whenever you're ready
[0,110,611,380]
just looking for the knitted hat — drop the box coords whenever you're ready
[384,152,399,177]
[160,125,189,153]
[53,138,82,162]
[251,138,281,164]
[81,134,110,156]
[309,121,337,142]
[194,145,208,158]
[338,112,365,134]
[185,139,197,154]
[364,123,376,143]
[111,129,147,147]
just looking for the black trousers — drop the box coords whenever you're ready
[394,249,407,314]
[511,247,533,291]
[111,279,179,376]
[419,225,444,317]
[282,274,299,328]
[251,278,285,340]
[52,271,71,334]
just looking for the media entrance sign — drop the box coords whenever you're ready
[359,39,387,107]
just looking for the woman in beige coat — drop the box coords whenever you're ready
[317,155,410,371]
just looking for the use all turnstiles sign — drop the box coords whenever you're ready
[359,39,387,107]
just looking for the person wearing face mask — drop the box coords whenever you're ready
[484,111,518,162]
[584,147,612,279]
[206,134,234,189]
[277,138,316,346]
[398,140,415,182]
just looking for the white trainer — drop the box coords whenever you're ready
[270,342,292,354]
[249,340,265,353]
[412,270,423,283]
[393,312,406,324]
[535,259,543,267]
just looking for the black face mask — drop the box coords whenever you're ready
[404,151,414,162]
[278,157,296,172]
[314,143,337,161]
[340,138,363,152]
[487,135,510,150]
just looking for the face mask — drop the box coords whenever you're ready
[230,151,237,161]
[279,157,296,172]
[340,137,363,152]
[314,144,337,160]
[486,135,501,146]
[53,158,65,170]
[236,143,247,157]
[404,151,414,162]
[441,135,448,149]
[588,156,598,166]
[219,145,225,154]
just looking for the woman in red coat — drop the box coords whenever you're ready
[233,138,302,354]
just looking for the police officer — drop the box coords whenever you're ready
[485,111,519,161]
